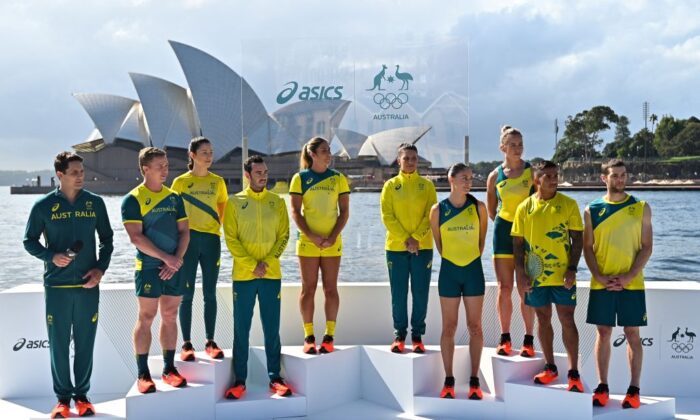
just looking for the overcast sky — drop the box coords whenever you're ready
[1,0,699,170]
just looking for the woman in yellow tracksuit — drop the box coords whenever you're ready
[290,137,350,354]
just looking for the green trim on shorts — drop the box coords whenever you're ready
[492,216,514,257]
[438,257,485,297]
[525,285,577,307]
[586,289,647,327]
[135,268,183,298]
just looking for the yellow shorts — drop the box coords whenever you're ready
[296,235,343,257]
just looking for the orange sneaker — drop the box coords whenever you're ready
[520,343,535,358]
[137,372,156,394]
[270,378,292,397]
[468,385,483,400]
[412,338,425,354]
[319,335,334,354]
[162,368,187,388]
[533,365,558,385]
[224,381,246,400]
[567,371,584,392]
[592,385,610,407]
[303,335,317,354]
[180,342,195,362]
[50,400,71,419]
[622,391,641,409]
[205,341,224,359]
[496,340,512,356]
[391,338,405,353]
[74,396,95,417]
[440,385,455,399]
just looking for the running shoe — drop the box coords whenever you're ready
[162,367,187,388]
[50,400,71,419]
[622,392,641,409]
[468,385,483,400]
[567,371,584,392]
[269,378,292,397]
[390,338,405,353]
[137,372,156,394]
[224,381,246,400]
[533,365,558,385]
[520,343,535,358]
[412,337,425,354]
[205,341,224,359]
[303,335,317,354]
[592,385,610,407]
[319,335,334,354]
[180,342,195,362]
[74,395,95,417]
[496,340,512,356]
[439,385,455,399]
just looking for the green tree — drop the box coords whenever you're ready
[649,113,658,132]
[628,129,658,158]
[654,115,686,157]
[602,115,631,158]
[554,106,619,162]
[673,122,700,156]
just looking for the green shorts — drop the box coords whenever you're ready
[438,258,485,297]
[526,285,577,307]
[492,216,514,258]
[586,289,647,327]
[135,268,183,298]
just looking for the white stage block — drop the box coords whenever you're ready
[360,345,484,414]
[148,350,233,400]
[504,377,592,420]
[592,394,675,419]
[125,378,214,420]
[481,347,571,400]
[251,345,361,414]
[214,384,307,420]
[413,392,506,419]
[1,393,126,420]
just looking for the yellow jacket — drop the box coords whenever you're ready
[223,188,289,280]
[380,171,437,251]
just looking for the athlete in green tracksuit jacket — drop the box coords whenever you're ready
[23,152,113,417]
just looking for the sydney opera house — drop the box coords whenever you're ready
[71,41,466,193]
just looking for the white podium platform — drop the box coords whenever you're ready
[0,393,126,419]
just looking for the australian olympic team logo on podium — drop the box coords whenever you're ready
[667,325,696,360]
[367,64,414,120]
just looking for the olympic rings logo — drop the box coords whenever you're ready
[671,342,694,353]
[373,93,408,110]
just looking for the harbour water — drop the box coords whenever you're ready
[1,186,698,291]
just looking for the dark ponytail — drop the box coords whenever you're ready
[188,136,211,170]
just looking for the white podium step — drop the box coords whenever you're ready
[125,378,214,420]
[360,345,490,414]
[0,393,126,420]
[505,375,592,419]
[413,391,506,419]
[149,350,234,399]
[214,383,307,420]
[481,347,571,400]
[592,394,676,419]
[252,345,361,414]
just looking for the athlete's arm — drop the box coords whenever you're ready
[619,203,653,287]
[512,236,531,293]
[222,200,259,271]
[264,199,290,267]
[84,198,114,288]
[123,223,182,271]
[23,202,61,264]
[325,193,349,246]
[565,230,583,289]
[429,204,442,256]
[290,194,324,247]
[477,201,488,255]
[379,182,410,242]
[486,170,498,221]
[411,183,438,243]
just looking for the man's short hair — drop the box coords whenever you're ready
[397,142,417,157]
[54,152,83,173]
[533,160,558,177]
[601,158,626,174]
[138,147,167,175]
[243,155,265,174]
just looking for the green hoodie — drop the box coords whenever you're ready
[24,188,114,287]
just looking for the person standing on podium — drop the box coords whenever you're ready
[223,156,292,400]
[24,152,114,418]
[122,147,190,394]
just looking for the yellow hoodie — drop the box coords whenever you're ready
[380,171,437,251]
[223,188,289,280]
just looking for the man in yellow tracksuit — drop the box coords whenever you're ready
[380,143,437,353]
[223,156,292,400]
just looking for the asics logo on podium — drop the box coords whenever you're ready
[276,81,344,105]
[613,334,654,347]
[13,338,50,351]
